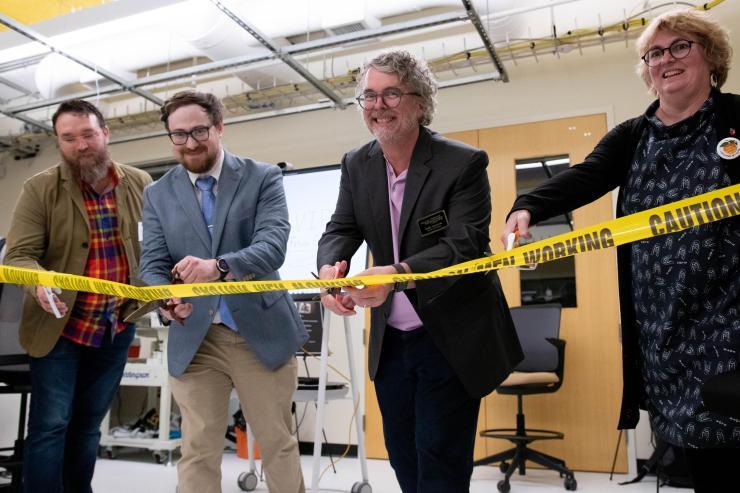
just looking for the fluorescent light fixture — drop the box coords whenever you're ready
[515,162,545,170]
[515,157,569,170]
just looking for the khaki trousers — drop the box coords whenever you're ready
[170,324,304,493]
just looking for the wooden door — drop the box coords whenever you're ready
[480,114,626,473]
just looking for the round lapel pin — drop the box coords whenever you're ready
[717,137,740,159]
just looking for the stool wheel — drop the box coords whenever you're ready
[351,481,372,493]
[564,474,577,491]
[238,471,259,491]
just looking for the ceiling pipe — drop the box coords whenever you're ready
[1,9,471,118]
[0,108,51,133]
[2,7,501,118]
[0,0,663,135]
[0,13,162,106]
[109,70,502,145]
[0,76,35,98]
[4,52,275,115]
[286,11,469,55]
[488,0,582,20]
[208,0,347,108]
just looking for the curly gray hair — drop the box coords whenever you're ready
[356,50,438,126]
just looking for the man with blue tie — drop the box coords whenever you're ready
[139,91,307,493]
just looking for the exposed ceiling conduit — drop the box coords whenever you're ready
[0,13,162,106]
[2,0,521,109]
[208,0,347,107]
[0,0,726,150]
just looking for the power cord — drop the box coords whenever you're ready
[297,345,362,478]
[318,388,361,482]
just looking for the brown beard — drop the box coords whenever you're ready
[63,148,112,185]
[179,144,218,174]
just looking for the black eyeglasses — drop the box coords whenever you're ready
[168,125,212,145]
[641,39,700,67]
[356,88,421,109]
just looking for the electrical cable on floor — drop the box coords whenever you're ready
[296,345,362,479]
[292,402,310,435]
[318,390,361,482]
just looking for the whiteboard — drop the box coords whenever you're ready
[280,165,368,292]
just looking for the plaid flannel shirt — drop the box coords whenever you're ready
[62,169,130,347]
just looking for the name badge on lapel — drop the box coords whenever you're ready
[418,209,449,237]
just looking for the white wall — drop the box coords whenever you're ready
[2,4,739,454]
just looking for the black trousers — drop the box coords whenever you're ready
[685,447,740,493]
[374,327,480,493]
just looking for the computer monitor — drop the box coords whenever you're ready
[280,165,368,294]
[292,294,323,355]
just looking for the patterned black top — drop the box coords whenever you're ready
[622,95,740,448]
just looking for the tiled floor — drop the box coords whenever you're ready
[90,449,684,493]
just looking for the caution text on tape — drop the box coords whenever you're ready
[1,185,738,301]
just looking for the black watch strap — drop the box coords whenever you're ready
[392,263,408,292]
[216,257,229,281]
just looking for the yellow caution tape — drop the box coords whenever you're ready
[1,184,739,302]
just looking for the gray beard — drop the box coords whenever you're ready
[368,114,418,146]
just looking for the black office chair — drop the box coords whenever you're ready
[474,304,576,492]
[0,282,30,493]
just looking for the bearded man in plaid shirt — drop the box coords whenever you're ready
[4,99,151,493]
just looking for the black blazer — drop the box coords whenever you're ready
[318,127,522,398]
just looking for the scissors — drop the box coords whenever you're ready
[124,270,185,324]
[310,271,341,299]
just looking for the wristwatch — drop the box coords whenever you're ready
[392,263,408,292]
[216,257,230,281]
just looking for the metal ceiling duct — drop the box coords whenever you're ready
[34,52,136,99]
[17,0,522,103]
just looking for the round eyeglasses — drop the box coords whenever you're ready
[641,39,700,67]
[356,88,421,109]
[168,125,212,145]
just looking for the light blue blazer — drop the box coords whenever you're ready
[140,151,307,377]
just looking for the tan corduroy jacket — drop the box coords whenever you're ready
[4,161,152,357]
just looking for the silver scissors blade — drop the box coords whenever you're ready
[123,299,163,324]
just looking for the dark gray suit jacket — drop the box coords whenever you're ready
[140,151,307,377]
[318,128,522,398]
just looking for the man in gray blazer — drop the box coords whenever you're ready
[317,51,522,492]
[139,91,307,493]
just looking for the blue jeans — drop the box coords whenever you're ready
[23,324,134,493]
[374,327,481,493]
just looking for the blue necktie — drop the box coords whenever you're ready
[195,176,237,331]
